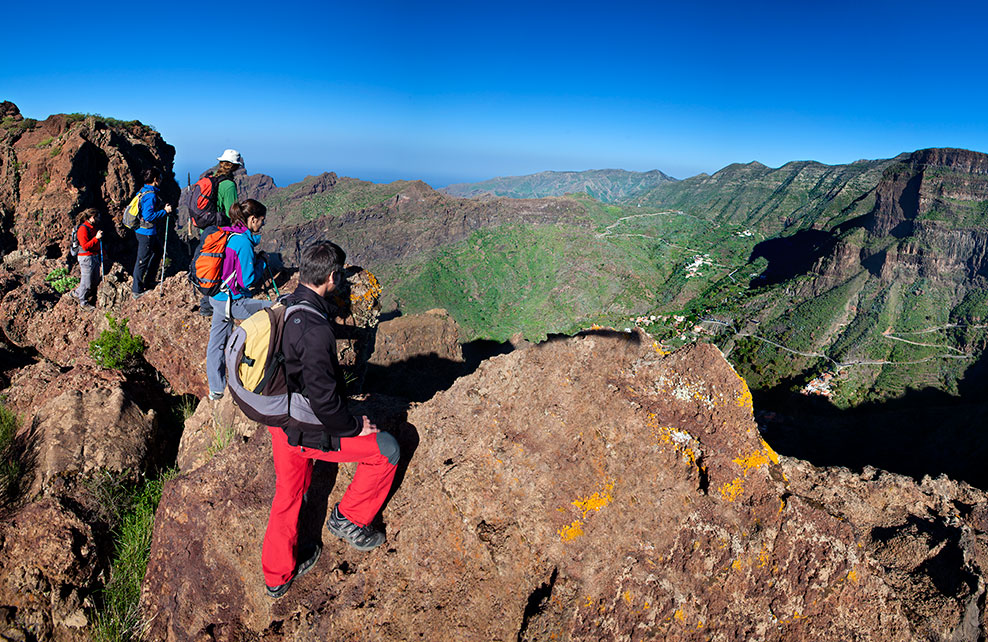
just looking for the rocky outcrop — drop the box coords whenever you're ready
[0,104,178,257]
[140,332,988,640]
[365,308,465,401]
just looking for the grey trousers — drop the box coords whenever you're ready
[206,295,274,395]
[74,254,99,304]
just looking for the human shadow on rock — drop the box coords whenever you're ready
[363,338,515,403]
[756,378,988,491]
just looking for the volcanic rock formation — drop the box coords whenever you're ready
[141,332,988,640]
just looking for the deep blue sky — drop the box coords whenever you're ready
[3,1,987,188]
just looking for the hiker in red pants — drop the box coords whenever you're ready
[261,240,399,599]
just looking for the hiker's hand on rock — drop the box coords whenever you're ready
[358,416,378,436]
[95,230,103,239]
[164,204,174,214]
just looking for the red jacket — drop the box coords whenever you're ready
[77,221,100,256]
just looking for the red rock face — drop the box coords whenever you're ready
[140,332,988,640]
[0,107,177,256]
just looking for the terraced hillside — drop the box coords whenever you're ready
[442,168,675,202]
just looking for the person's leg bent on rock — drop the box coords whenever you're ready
[260,426,399,589]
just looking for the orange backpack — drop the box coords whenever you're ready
[189,226,238,296]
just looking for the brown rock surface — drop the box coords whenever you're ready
[0,497,106,642]
[140,331,988,640]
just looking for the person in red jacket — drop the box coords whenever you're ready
[261,240,399,599]
[73,209,103,308]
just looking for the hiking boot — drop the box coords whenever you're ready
[208,391,223,401]
[132,291,147,300]
[79,301,94,309]
[327,503,385,551]
[265,543,321,599]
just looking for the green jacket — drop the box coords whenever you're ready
[217,177,238,216]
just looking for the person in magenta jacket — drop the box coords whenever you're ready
[205,199,273,399]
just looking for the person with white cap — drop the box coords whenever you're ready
[213,148,244,223]
[194,149,244,315]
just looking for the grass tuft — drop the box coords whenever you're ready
[0,404,22,503]
[90,467,177,642]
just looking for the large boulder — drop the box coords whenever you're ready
[140,331,988,640]
[0,497,106,642]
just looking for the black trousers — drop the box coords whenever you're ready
[133,233,160,294]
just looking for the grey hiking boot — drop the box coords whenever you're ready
[265,543,321,599]
[327,503,385,551]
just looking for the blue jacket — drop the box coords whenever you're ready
[212,227,265,302]
[135,184,168,237]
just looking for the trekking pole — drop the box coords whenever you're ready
[266,260,281,298]
[98,239,104,279]
[159,213,169,283]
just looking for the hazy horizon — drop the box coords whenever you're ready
[5,0,988,191]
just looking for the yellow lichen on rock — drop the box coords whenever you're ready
[559,520,584,541]
[572,480,615,517]
[719,478,743,502]
[735,378,754,411]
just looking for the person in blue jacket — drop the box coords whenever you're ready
[205,199,274,399]
[132,167,173,298]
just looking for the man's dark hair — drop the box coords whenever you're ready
[142,167,161,184]
[299,241,346,286]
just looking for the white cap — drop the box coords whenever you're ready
[217,149,244,165]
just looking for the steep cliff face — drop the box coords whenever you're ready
[0,102,177,256]
[862,148,988,281]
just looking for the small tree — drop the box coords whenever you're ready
[89,314,147,371]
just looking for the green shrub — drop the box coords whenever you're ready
[91,468,177,642]
[89,314,147,370]
[46,266,80,293]
[0,405,22,503]
[35,136,53,148]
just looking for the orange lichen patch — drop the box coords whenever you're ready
[719,478,743,502]
[779,497,786,513]
[673,609,685,623]
[847,570,858,583]
[349,270,382,304]
[735,379,754,410]
[756,548,770,568]
[760,439,780,464]
[731,559,743,571]
[652,340,668,355]
[572,480,615,517]
[733,450,772,474]
[559,520,584,541]
[622,591,632,605]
